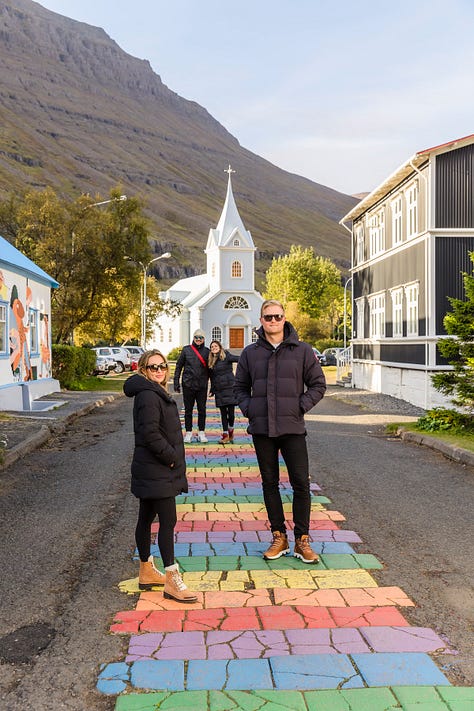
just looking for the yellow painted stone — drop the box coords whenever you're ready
[311,569,377,589]
[118,577,141,594]
[176,504,193,512]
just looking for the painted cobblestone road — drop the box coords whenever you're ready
[98,405,474,709]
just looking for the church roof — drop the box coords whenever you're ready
[214,169,254,248]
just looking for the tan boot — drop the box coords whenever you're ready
[163,564,198,603]
[219,432,230,444]
[139,555,165,589]
[294,535,319,564]
[263,531,290,560]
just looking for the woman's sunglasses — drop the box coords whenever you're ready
[262,313,284,322]
[146,363,168,372]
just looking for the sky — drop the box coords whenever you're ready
[37,0,474,196]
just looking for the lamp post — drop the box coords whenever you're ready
[343,276,353,350]
[125,253,171,348]
[82,195,127,210]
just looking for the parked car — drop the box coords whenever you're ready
[321,347,343,366]
[124,346,144,372]
[92,354,115,376]
[92,346,132,374]
[312,347,324,364]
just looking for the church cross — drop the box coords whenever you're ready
[225,164,235,177]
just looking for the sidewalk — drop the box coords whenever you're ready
[0,390,123,470]
[96,402,474,709]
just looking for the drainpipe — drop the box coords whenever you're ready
[409,159,430,409]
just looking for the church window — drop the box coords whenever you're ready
[233,238,240,246]
[251,329,258,343]
[211,326,222,342]
[168,328,172,342]
[231,261,242,278]
[224,296,249,309]
[211,262,216,277]
[160,329,164,342]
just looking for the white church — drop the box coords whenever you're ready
[151,168,264,353]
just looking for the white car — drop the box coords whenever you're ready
[92,347,131,374]
[93,354,115,375]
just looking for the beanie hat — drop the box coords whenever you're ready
[193,329,205,339]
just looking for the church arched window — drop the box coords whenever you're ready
[224,296,249,310]
[211,326,222,342]
[231,261,242,278]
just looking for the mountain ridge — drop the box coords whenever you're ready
[0,0,357,283]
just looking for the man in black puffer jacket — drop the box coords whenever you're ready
[234,299,326,564]
[173,329,210,443]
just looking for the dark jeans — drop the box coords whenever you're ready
[182,385,208,431]
[219,404,235,431]
[252,433,310,539]
[136,497,177,567]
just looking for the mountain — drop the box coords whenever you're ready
[0,0,357,286]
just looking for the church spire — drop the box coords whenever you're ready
[215,165,253,247]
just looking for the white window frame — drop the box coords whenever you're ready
[355,297,365,339]
[390,287,403,337]
[405,282,419,336]
[369,292,385,339]
[355,224,365,264]
[29,308,38,354]
[368,208,385,257]
[211,326,222,342]
[391,195,403,246]
[0,302,7,354]
[406,181,418,238]
[231,261,242,278]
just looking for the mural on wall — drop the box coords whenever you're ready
[1,274,52,383]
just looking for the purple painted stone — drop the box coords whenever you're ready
[361,626,448,653]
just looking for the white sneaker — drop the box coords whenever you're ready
[198,431,208,443]
[183,432,193,443]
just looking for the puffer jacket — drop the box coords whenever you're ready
[174,343,210,391]
[234,321,326,437]
[209,351,240,407]
[123,373,188,499]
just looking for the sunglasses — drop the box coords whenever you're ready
[262,313,284,322]
[194,336,204,340]
[146,363,168,372]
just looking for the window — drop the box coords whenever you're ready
[391,288,403,337]
[211,262,216,277]
[392,195,403,245]
[355,298,365,339]
[405,282,419,336]
[224,296,249,309]
[160,329,164,342]
[29,309,38,353]
[406,182,418,238]
[211,326,222,342]
[355,224,365,264]
[231,261,242,278]
[0,303,7,354]
[369,293,385,338]
[233,238,240,247]
[251,329,258,343]
[368,208,385,257]
[169,328,173,342]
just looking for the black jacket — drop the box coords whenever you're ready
[209,351,240,407]
[174,343,210,391]
[123,374,188,499]
[234,321,326,437]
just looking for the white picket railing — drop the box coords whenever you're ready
[336,345,352,384]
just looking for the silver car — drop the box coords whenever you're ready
[92,347,131,374]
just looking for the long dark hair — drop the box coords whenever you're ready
[208,340,225,369]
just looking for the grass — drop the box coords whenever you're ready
[389,421,474,454]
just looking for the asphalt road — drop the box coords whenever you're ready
[0,391,472,710]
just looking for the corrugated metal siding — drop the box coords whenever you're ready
[435,236,474,333]
[436,145,474,227]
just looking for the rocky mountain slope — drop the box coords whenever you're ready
[0,0,356,284]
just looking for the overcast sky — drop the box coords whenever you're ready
[38,0,474,196]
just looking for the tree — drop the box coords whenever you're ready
[0,187,152,344]
[263,245,344,333]
[432,251,474,412]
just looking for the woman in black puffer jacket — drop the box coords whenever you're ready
[208,340,239,444]
[123,349,196,602]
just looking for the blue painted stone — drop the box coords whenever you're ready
[352,652,451,686]
[270,654,363,689]
[130,659,184,690]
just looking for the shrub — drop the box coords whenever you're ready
[167,347,182,361]
[52,345,96,389]
[416,407,474,433]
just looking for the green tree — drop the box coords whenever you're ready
[263,245,344,331]
[0,187,152,344]
[432,251,474,412]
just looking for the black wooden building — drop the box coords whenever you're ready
[341,134,474,409]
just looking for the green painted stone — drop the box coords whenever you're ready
[306,687,399,709]
[160,691,209,709]
[115,691,168,710]
[208,556,239,571]
[353,553,383,569]
[209,690,308,710]
[319,554,360,569]
[176,556,207,571]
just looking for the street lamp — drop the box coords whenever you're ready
[343,275,353,350]
[125,253,171,348]
[82,195,127,210]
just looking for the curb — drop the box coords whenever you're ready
[0,393,121,470]
[397,427,474,467]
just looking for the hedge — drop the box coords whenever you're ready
[52,345,96,389]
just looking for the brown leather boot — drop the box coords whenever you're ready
[228,427,234,443]
[219,432,230,444]
[294,535,319,564]
[139,555,165,589]
[263,531,290,560]
[163,564,198,603]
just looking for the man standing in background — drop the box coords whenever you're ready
[174,329,210,443]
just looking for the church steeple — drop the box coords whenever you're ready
[214,165,254,247]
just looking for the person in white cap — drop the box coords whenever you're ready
[173,329,210,443]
